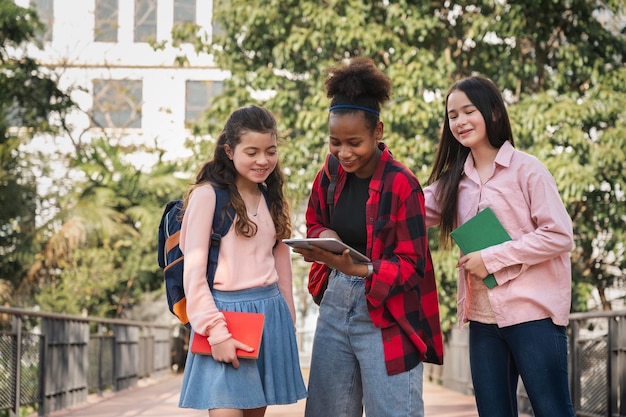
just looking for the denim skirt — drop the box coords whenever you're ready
[178,284,307,409]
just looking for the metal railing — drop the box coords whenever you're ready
[0,307,176,417]
[2,306,624,416]
[568,310,626,417]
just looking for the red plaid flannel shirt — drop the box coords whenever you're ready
[306,143,444,375]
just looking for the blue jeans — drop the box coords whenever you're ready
[304,270,424,417]
[469,319,575,417]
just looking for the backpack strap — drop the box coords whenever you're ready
[324,154,340,218]
[207,186,235,287]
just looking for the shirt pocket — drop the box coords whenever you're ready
[482,189,532,239]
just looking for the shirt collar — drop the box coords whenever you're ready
[370,142,392,190]
[494,140,515,167]
[463,140,514,175]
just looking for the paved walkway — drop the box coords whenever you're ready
[33,372,482,417]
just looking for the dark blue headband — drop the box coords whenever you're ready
[329,104,380,116]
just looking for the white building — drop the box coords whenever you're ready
[18,0,227,164]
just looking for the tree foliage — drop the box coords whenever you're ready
[0,0,74,301]
[28,138,189,317]
[0,0,73,139]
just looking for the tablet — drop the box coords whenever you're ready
[282,238,371,263]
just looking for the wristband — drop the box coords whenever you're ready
[363,263,373,279]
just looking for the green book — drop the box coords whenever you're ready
[450,207,512,289]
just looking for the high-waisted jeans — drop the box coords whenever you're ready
[469,319,575,417]
[304,270,424,417]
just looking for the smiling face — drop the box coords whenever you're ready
[226,130,278,188]
[446,90,490,151]
[328,112,382,178]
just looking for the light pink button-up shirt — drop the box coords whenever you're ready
[424,141,574,328]
[180,184,295,344]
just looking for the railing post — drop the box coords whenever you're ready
[38,332,46,417]
[608,315,615,416]
[113,324,118,392]
[608,315,626,417]
[97,324,105,396]
[11,316,22,417]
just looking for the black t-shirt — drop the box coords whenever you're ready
[330,173,370,256]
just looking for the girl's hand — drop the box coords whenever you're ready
[318,229,341,240]
[457,251,489,281]
[210,337,254,369]
[293,242,362,277]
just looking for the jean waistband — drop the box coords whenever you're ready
[212,283,280,302]
[332,269,365,281]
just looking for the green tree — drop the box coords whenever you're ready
[0,0,74,303]
[28,138,188,317]
[187,0,626,328]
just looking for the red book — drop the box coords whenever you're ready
[190,311,265,359]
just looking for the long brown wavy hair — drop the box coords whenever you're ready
[184,105,291,239]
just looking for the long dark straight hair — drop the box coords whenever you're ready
[427,76,514,245]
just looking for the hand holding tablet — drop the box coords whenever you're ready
[282,238,371,263]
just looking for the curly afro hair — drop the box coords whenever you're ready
[324,57,391,111]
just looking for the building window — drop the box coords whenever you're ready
[174,0,195,25]
[94,0,118,42]
[91,80,143,129]
[134,0,157,43]
[185,80,224,126]
[30,0,54,42]
[212,0,225,40]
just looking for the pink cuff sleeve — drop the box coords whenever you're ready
[207,319,231,345]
